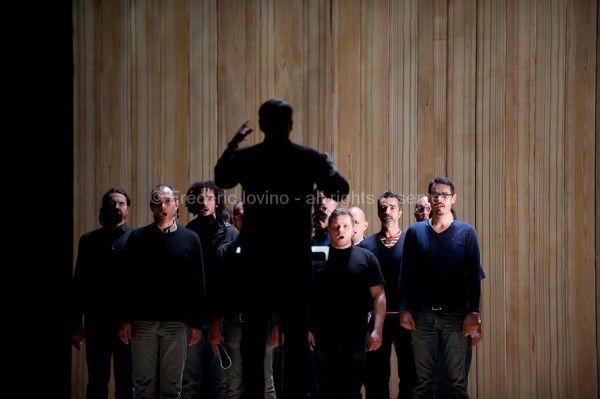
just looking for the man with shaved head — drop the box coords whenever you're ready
[348,206,369,245]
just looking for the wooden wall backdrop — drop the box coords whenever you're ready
[71,0,599,398]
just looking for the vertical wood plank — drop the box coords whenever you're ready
[70,8,91,391]
[447,0,477,225]
[417,0,448,183]
[132,0,162,226]
[360,0,389,205]
[304,0,333,153]
[188,0,218,208]
[390,0,419,231]
[535,1,567,397]
[246,0,274,151]
[273,0,302,124]
[217,0,247,205]
[332,0,361,206]
[159,1,189,198]
[431,0,448,176]
[564,0,598,398]
[499,0,536,397]
[99,0,131,193]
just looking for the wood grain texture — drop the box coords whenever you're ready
[187,0,218,223]
[563,0,597,398]
[71,1,599,398]
[500,0,536,397]
[390,0,419,232]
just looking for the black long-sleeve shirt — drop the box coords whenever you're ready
[358,232,405,312]
[214,137,350,248]
[71,223,133,330]
[185,217,238,320]
[399,220,482,313]
[119,223,205,330]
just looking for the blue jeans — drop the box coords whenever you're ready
[131,320,188,399]
[411,309,469,399]
[436,336,474,396]
[263,336,276,399]
[223,318,275,399]
[223,320,244,399]
[84,325,134,399]
[312,333,366,399]
[182,322,226,399]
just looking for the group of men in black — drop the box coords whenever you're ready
[71,98,484,399]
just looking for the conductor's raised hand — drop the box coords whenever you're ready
[228,121,253,150]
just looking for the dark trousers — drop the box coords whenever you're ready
[241,307,311,399]
[85,325,134,399]
[313,333,367,399]
[240,248,312,399]
[435,341,473,397]
[363,314,417,399]
[411,310,469,399]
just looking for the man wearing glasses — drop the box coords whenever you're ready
[399,176,484,399]
[413,195,432,222]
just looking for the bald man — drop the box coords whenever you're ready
[414,195,431,222]
[349,206,369,245]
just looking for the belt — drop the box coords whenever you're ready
[418,306,445,311]
[421,306,465,312]
[224,313,245,323]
